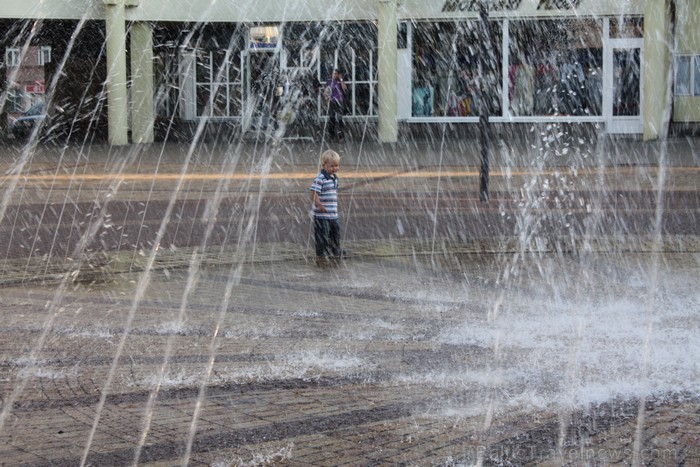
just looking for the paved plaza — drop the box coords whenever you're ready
[1,251,699,465]
[0,134,699,465]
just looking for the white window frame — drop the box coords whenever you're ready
[178,49,197,121]
[5,47,20,67]
[194,49,243,119]
[317,47,378,119]
[696,56,700,97]
[7,87,23,112]
[675,54,700,97]
[39,46,52,66]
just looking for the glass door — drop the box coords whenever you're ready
[244,50,280,131]
[605,38,644,133]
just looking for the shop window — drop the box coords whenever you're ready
[230,85,243,117]
[155,48,180,118]
[371,83,378,116]
[352,84,367,116]
[5,47,20,67]
[196,84,211,117]
[337,48,353,84]
[212,85,228,118]
[228,54,241,83]
[613,48,641,117]
[320,48,335,83]
[355,47,371,82]
[675,55,700,97]
[674,56,691,96]
[195,49,243,118]
[300,48,317,68]
[196,50,212,83]
[412,20,502,118]
[354,47,374,116]
[39,46,52,66]
[282,23,322,69]
[398,22,408,50]
[509,18,602,117]
[319,48,377,117]
[285,38,303,68]
[7,88,23,112]
[318,22,378,118]
[610,17,643,39]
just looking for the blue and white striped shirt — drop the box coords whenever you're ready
[310,170,339,220]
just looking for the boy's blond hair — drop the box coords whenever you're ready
[320,150,340,165]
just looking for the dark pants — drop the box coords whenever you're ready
[314,218,341,257]
[327,100,344,140]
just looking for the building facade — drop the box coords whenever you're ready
[1,0,698,145]
[4,46,49,115]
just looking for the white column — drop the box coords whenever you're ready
[502,19,510,117]
[178,49,197,121]
[643,0,672,141]
[130,21,154,144]
[377,0,398,143]
[104,0,129,145]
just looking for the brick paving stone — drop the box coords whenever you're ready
[1,138,699,464]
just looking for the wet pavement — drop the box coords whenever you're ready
[0,134,699,465]
[0,135,698,278]
[1,252,699,465]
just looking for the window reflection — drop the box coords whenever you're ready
[610,17,644,39]
[412,21,502,117]
[318,22,378,118]
[612,48,641,117]
[509,19,603,116]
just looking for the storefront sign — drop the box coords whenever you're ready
[249,41,277,50]
[441,0,582,13]
[249,25,279,50]
[25,83,45,94]
[442,0,520,12]
[536,0,582,9]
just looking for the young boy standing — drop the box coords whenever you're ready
[310,150,342,266]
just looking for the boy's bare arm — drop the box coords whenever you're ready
[311,191,326,212]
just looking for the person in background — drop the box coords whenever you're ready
[324,69,347,142]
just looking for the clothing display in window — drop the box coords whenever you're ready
[535,61,558,115]
[413,86,434,116]
[445,92,472,116]
[559,61,585,115]
[510,63,535,115]
[585,67,602,115]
